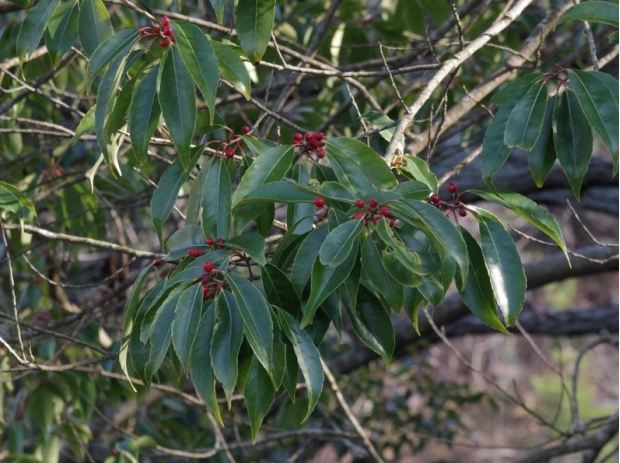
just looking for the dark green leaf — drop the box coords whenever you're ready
[166,224,205,254]
[225,233,266,266]
[491,73,543,105]
[171,284,203,371]
[238,180,317,205]
[290,226,329,295]
[261,264,301,318]
[87,30,139,84]
[505,82,548,150]
[553,90,593,200]
[159,46,197,171]
[78,0,113,57]
[211,291,244,406]
[145,289,183,377]
[557,1,619,28]
[319,219,364,267]
[401,156,437,191]
[211,40,251,99]
[186,164,208,225]
[224,272,273,374]
[209,0,227,23]
[458,228,509,334]
[287,164,315,235]
[235,0,275,64]
[528,95,557,187]
[476,212,526,326]
[325,137,397,195]
[44,0,79,68]
[172,21,219,125]
[375,218,426,276]
[278,309,323,422]
[567,69,619,174]
[241,356,275,442]
[16,0,61,64]
[361,238,404,310]
[361,111,402,148]
[393,180,432,200]
[129,65,161,165]
[381,249,421,287]
[201,157,233,241]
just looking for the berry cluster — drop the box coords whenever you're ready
[353,198,395,227]
[294,132,326,158]
[139,16,175,48]
[429,182,468,218]
[187,238,226,259]
[199,261,225,299]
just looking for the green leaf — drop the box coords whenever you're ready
[186,163,208,225]
[190,304,223,425]
[78,0,113,57]
[119,263,153,391]
[567,69,619,174]
[159,46,197,171]
[557,1,619,28]
[104,74,136,140]
[223,272,273,374]
[241,356,275,442]
[468,186,569,262]
[172,21,219,125]
[528,95,557,187]
[67,106,95,146]
[151,147,203,247]
[401,156,438,191]
[209,0,227,23]
[393,180,432,200]
[211,40,251,99]
[233,145,295,206]
[166,224,205,254]
[129,65,161,165]
[290,226,329,295]
[87,30,140,84]
[261,264,301,317]
[457,228,509,334]
[287,164,315,235]
[238,180,317,205]
[301,241,359,328]
[278,309,324,422]
[609,31,619,44]
[44,0,79,68]
[0,181,36,217]
[325,138,397,195]
[235,0,275,64]
[225,233,266,266]
[491,73,543,105]
[201,157,233,242]
[344,286,395,364]
[16,0,61,64]
[375,219,426,275]
[381,249,421,287]
[361,238,404,310]
[145,289,184,377]
[504,82,548,150]
[361,111,403,149]
[211,291,244,406]
[171,284,203,371]
[476,213,526,326]
[553,90,593,200]
[319,219,364,267]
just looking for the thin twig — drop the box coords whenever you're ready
[0,218,25,359]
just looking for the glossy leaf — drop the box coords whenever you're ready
[553,90,593,200]
[325,138,397,195]
[528,95,557,187]
[190,304,223,425]
[211,40,251,99]
[16,0,61,64]
[319,219,363,267]
[401,156,437,191]
[211,291,244,406]
[78,0,113,57]
[87,30,140,84]
[201,157,233,242]
[557,1,619,28]
[44,0,79,68]
[225,233,266,266]
[361,238,404,310]
[567,69,619,174]
[381,249,421,287]
[476,212,526,326]
[224,272,273,374]
[151,147,203,247]
[171,284,203,370]
[290,226,329,295]
[235,0,275,64]
[301,241,359,328]
[505,82,547,150]
[129,65,161,165]
[166,224,205,254]
[238,180,317,205]
[278,309,323,422]
[242,356,275,442]
[261,264,301,317]
[145,289,184,377]
[375,219,425,275]
[210,0,227,23]
[233,145,295,206]
[457,228,508,334]
[172,21,219,124]
[159,46,197,171]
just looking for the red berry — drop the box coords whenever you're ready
[160,39,170,47]
[355,199,365,208]
[153,257,163,266]
[188,248,201,258]
[162,26,173,37]
[314,197,325,208]
[317,141,325,147]
[372,216,381,225]
[293,132,303,141]
[305,133,315,141]
[369,198,378,208]
[224,148,235,158]
[316,149,326,158]
[458,209,467,217]
[448,182,457,194]
[309,139,319,149]
[206,237,214,246]
[203,261,214,273]
[315,132,324,140]
[430,194,440,204]
[161,16,170,26]
[389,218,396,227]
[217,238,225,245]
[203,285,211,299]
[242,126,251,134]
[354,213,364,219]
[380,207,390,217]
